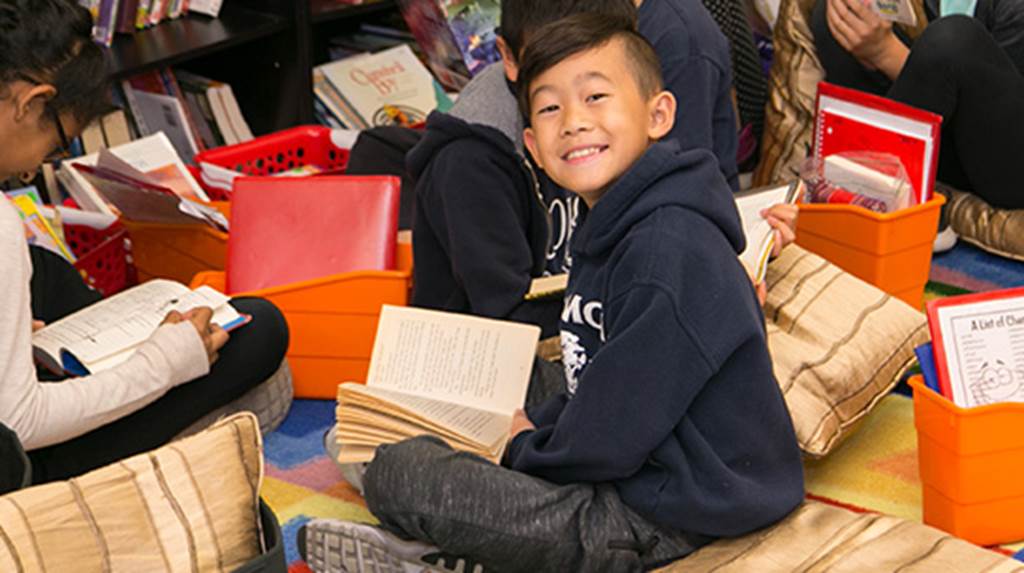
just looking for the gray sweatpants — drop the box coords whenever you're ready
[363,436,711,573]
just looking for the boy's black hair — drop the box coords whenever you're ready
[499,0,637,62]
[517,12,663,118]
[0,0,110,127]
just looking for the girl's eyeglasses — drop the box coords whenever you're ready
[45,107,71,163]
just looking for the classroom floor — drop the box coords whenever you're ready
[262,241,1024,570]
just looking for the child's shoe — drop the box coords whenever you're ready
[323,427,367,495]
[299,519,483,573]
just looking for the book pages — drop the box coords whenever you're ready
[525,274,568,300]
[32,280,237,374]
[338,383,510,451]
[365,305,540,414]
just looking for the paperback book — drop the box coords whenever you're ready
[335,305,541,463]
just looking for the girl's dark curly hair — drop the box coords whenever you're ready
[0,0,110,126]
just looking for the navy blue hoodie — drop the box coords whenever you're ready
[507,142,804,537]
[407,110,566,337]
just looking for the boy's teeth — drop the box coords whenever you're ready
[567,147,600,160]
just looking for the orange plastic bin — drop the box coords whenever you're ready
[910,376,1024,546]
[122,201,230,284]
[796,194,944,307]
[192,237,413,399]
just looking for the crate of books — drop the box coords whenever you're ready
[194,125,351,183]
[7,186,136,297]
[59,132,232,285]
[912,288,1024,546]
[795,82,944,308]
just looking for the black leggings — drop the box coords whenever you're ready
[811,10,1024,209]
[26,248,289,483]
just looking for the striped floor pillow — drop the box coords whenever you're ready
[0,413,264,572]
[657,500,1021,572]
[765,245,929,457]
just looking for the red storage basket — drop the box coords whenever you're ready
[65,222,137,297]
[194,125,350,178]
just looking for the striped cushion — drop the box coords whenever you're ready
[765,245,929,457]
[0,413,263,572]
[657,500,1021,572]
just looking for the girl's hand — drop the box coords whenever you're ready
[826,0,909,78]
[162,307,229,365]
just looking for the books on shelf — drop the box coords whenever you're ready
[122,71,203,162]
[81,0,203,46]
[174,70,254,146]
[926,287,1024,408]
[735,180,803,284]
[32,279,248,376]
[315,44,453,129]
[397,0,501,90]
[334,305,541,464]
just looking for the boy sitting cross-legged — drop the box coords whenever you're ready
[301,13,804,573]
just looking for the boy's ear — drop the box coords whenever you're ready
[523,127,543,169]
[646,90,677,141]
[496,37,520,83]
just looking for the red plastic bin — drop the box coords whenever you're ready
[64,222,137,297]
[194,125,350,178]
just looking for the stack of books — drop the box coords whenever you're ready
[313,44,453,129]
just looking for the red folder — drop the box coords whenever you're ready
[813,82,942,205]
[226,175,400,293]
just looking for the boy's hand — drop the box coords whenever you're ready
[162,307,229,365]
[761,203,798,258]
[31,320,45,332]
[509,409,536,441]
[825,0,908,77]
[740,259,769,307]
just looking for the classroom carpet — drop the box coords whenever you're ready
[261,241,1024,570]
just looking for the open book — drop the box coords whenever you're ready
[32,279,249,376]
[735,180,803,284]
[335,305,541,464]
[72,151,228,232]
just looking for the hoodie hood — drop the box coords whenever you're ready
[573,140,744,258]
[406,110,523,182]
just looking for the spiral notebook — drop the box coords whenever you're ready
[813,82,942,205]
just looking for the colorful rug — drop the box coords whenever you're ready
[262,242,1024,569]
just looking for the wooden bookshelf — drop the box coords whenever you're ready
[106,5,287,80]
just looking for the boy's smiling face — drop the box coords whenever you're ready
[523,37,675,207]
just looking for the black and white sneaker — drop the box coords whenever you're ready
[299,519,484,573]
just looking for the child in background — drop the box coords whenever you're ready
[301,14,804,573]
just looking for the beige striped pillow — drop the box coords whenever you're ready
[765,246,929,457]
[0,412,264,572]
[657,500,1022,572]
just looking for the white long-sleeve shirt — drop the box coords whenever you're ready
[0,198,210,450]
